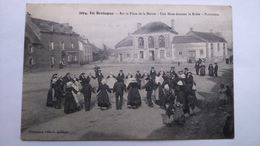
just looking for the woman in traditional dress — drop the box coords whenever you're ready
[54,76,64,109]
[127,79,142,108]
[106,72,117,91]
[200,62,206,76]
[173,102,185,127]
[125,72,134,88]
[64,82,82,114]
[46,73,58,107]
[141,71,149,86]
[208,64,214,76]
[154,71,164,106]
[96,79,112,110]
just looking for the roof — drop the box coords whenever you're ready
[25,23,41,44]
[188,31,227,42]
[115,35,133,48]
[31,18,79,35]
[172,36,205,44]
[132,21,178,35]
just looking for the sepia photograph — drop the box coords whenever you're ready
[21,4,233,140]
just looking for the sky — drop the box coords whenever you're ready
[26,4,233,49]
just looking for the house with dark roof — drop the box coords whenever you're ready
[172,28,228,62]
[115,20,178,62]
[24,12,80,69]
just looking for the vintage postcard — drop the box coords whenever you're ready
[21,4,233,140]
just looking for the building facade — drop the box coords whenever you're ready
[79,36,93,64]
[115,20,178,63]
[115,20,228,63]
[172,28,228,63]
[24,12,80,70]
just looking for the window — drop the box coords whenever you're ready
[148,36,154,48]
[60,41,64,50]
[51,56,54,65]
[71,42,74,49]
[138,37,144,49]
[29,58,34,66]
[75,55,78,61]
[140,51,144,58]
[200,49,204,55]
[211,43,213,50]
[85,46,87,53]
[68,55,71,62]
[217,43,220,52]
[159,35,165,48]
[50,41,54,50]
[179,51,182,56]
[160,50,165,58]
[29,46,33,53]
[127,54,130,57]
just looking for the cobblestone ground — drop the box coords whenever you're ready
[21,59,233,140]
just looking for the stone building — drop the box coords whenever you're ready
[24,12,80,70]
[115,20,228,63]
[172,28,228,63]
[115,20,178,63]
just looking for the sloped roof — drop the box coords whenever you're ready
[172,36,205,44]
[31,18,79,35]
[115,35,133,48]
[25,23,41,44]
[132,21,178,35]
[188,31,227,42]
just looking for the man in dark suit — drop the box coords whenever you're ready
[214,63,218,77]
[117,70,125,82]
[113,77,126,110]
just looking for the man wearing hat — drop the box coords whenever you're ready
[135,70,142,86]
[170,67,177,76]
[117,70,125,83]
[143,76,154,107]
[79,73,86,86]
[150,67,157,81]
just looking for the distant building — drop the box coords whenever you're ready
[24,12,80,70]
[172,28,228,63]
[115,20,228,63]
[79,36,93,64]
[115,20,178,63]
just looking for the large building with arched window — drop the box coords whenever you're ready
[115,20,178,63]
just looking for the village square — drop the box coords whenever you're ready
[21,5,233,140]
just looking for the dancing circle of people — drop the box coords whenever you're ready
[46,61,227,127]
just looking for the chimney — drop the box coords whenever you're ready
[190,27,193,31]
[26,12,31,22]
[210,29,213,33]
[171,19,175,30]
[137,23,141,29]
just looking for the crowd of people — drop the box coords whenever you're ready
[46,64,200,127]
[46,61,232,127]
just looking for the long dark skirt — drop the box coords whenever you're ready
[97,91,111,108]
[46,88,55,107]
[64,92,79,114]
[127,88,141,107]
[209,69,214,76]
[200,68,205,76]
